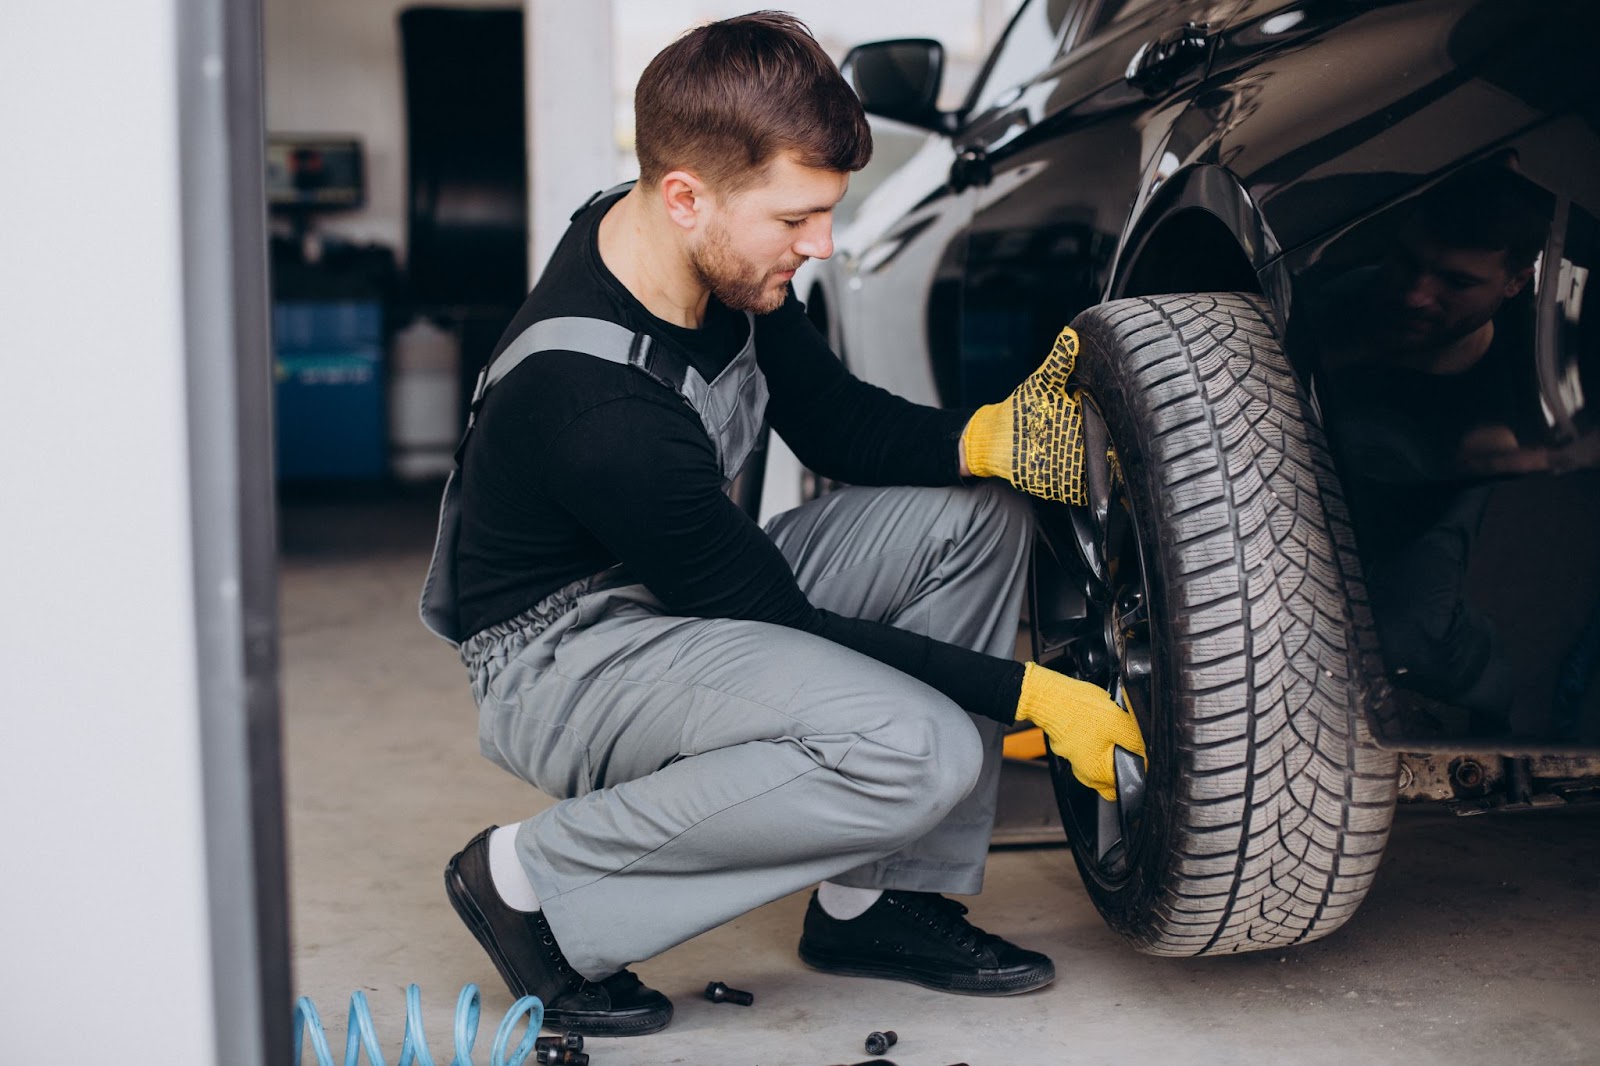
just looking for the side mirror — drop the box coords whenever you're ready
[841,39,949,132]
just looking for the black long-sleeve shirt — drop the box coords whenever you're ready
[456,190,1025,722]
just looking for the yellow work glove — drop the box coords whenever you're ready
[962,326,1086,505]
[1015,662,1146,802]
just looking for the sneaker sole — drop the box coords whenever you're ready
[798,940,1055,997]
[443,855,673,1037]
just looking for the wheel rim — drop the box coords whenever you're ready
[1038,392,1154,886]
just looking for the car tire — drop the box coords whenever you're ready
[1032,292,1399,955]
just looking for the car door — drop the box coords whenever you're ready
[824,0,1082,409]
[954,0,1243,405]
[823,129,967,407]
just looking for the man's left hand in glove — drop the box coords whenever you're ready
[1014,662,1146,802]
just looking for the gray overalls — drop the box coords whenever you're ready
[421,292,1033,979]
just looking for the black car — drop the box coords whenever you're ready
[797,0,1600,956]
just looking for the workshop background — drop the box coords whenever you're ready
[4,2,1598,1065]
[258,0,1003,502]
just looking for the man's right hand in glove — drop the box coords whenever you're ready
[960,326,1087,505]
[1014,662,1146,801]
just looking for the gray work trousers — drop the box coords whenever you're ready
[472,482,1034,978]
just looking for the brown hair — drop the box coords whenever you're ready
[1413,162,1549,273]
[634,11,872,195]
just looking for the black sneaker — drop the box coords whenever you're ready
[444,827,673,1036]
[797,890,1055,996]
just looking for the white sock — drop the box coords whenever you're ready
[818,882,882,920]
[488,823,541,912]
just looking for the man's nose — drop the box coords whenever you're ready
[1402,274,1440,310]
[793,217,833,261]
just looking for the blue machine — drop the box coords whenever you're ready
[273,299,386,480]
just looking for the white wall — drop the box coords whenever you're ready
[527,1,615,279]
[0,2,218,1063]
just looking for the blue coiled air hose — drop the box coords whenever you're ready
[293,983,544,1066]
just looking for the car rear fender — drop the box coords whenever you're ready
[1110,162,1286,313]
[1107,160,1302,386]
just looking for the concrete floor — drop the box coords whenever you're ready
[282,493,1600,1066]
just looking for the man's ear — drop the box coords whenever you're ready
[1506,265,1534,299]
[659,170,706,232]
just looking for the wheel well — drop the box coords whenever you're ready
[1119,208,1262,299]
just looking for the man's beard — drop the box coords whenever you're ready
[1378,301,1498,357]
[690,220,801,314]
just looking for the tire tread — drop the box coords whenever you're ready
[1070,293,1397,957]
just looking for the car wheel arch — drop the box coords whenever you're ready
[1110,164,1282,319]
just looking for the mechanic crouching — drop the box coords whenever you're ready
[420,11,1145,1036]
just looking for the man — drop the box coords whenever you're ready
[1321,162,1548,479]
[1319,162,1549,730]
[421,12,1143,1036]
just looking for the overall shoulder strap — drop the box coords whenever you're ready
[569,180,638,221]
[481,316,643,396]
[456,314,695,464]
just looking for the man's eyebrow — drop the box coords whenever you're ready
[779,203,838,217]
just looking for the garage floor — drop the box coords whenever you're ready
[282,491,1600,1066]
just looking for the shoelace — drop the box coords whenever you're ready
[533,913,592,996]
[886,892,991,954]
[535,912,645,1003]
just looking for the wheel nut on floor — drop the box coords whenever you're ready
[535,1034,584,1053]
[704,980,754,1005]
[534,1047,587,1066]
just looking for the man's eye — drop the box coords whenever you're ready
[782,218,806,228]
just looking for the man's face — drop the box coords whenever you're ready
[1376,231,1532,353]
[688,153,848,314]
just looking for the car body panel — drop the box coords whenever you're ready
[958,0,1244,402]
[809,0,1600,751]
[1209,0,1565,254]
